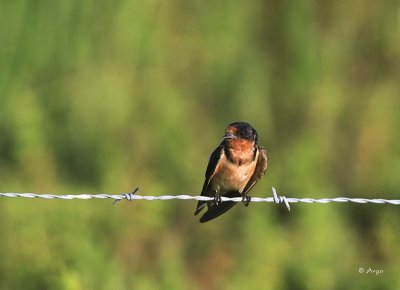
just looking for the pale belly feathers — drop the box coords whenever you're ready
[209,150,258,194]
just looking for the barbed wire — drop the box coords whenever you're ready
[1,187,400,211]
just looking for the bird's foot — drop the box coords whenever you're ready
[242,194,251,207]
[214,193,222,205]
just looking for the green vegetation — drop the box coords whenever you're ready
[1,1,399,289]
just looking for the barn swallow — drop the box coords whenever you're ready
[194,122,268,223]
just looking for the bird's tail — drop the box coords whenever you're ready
[197,191,241,223]
[194,201,206,216]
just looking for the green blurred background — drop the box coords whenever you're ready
[1,0,400,289]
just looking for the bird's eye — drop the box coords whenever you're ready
[240,131,246,137]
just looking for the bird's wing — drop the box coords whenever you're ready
[242,146,268,195]
[194,145,224,215]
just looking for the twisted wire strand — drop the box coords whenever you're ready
[1,187,400,210]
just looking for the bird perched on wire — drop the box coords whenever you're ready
[194,122,268,222]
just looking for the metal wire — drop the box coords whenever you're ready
[1,187,400,210]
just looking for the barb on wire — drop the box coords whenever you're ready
[113,187,140,204]
[272,187,290,210]
[1,187,400,209]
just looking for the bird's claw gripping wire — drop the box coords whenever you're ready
[242,194,251,207]
[214,193,222,205]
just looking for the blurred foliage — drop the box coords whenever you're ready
[1,0,400,289]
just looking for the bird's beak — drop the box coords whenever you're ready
[222,133,237,139]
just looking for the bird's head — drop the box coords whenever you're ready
[223,122,258,144]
